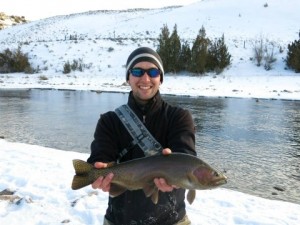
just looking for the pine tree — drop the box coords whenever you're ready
[207,34,231,73]
[179,41,191,71]
[157,24,170,71]
[168,24,181,72]
[190,26,210,74]
[286,38,300,73]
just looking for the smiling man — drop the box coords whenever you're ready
[87,47,196,225]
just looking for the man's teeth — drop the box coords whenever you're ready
[140,86,150,90]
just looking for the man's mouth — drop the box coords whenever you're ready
[139,85,151,90]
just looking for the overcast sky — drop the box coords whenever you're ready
[2,0,199,20]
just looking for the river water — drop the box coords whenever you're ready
[0,88,299,204]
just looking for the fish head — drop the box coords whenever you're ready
[190,165,227,189]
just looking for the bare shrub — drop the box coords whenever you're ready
[253,37,277,70]
[264,44,276,70]
[253,39,264,66]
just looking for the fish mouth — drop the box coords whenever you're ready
[213,175,227,186]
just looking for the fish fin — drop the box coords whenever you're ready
[143,184,160,204]
[187,190,196,205]
[142,184,156,197]
[151,188,159,204]
[73,159,93,175]
[109,184,127,197]
[71,175,91,190]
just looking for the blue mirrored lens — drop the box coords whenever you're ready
[148,68,160,77]
[130,68,160,78]
[130,68,144,76]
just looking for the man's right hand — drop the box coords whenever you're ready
[91,162,114,192]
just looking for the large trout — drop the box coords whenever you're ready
[71,153,227,204]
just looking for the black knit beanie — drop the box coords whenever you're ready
[125,47,164,83]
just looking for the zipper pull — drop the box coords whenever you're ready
[143,115,146,123]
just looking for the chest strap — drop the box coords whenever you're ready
[115,104,163,160]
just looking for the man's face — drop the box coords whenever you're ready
[127,61,161,103]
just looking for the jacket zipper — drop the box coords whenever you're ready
[143,115,146,123]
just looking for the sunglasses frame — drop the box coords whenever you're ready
[129,67,161,78]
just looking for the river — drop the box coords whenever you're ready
[0,88,299,204]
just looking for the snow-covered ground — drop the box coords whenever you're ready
[1,139,300,225]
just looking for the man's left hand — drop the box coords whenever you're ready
[154,148,178,192]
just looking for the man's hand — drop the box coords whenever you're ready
[91,162,114,192]
[162,148,172,155]
[154,148,178,192]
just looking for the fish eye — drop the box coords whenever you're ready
[213,171,219,177]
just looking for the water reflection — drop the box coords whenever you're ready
[0,89,300,204]
[163,95,300,204]
[287,103,300,182]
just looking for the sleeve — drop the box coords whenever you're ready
[87,112,120,164]
[167,108,196,156]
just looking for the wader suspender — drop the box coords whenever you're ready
[115,104,163,161]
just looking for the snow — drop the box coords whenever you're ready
[1,0,300,224]
[1,139,300,225]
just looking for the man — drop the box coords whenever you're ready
[87,47,196,225]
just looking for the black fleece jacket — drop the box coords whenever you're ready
[87,91,196,225]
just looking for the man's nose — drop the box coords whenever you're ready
[140,72,151,81]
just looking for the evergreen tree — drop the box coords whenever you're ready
[157,24,170,71]
[179,41,191,71]
[190,26,210,74]
[168,24,181,72]
[207,34,231,73]
[286,38,300,73]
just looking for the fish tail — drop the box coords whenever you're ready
[73,159,93,175]
[72,175,91,190]
[71,159,93,190]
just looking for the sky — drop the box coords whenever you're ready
[1,0,199,20]
[1,0,300,224]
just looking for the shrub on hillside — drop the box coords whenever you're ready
[63,61,72,74]
[286,38,300,73]
[63,59,86,74]
[0,47,33,73]
[253,38,276,71]
[253,39,264,67]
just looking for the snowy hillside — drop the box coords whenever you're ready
[0,0,300,99]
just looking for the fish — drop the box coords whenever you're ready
[71,153,227,204]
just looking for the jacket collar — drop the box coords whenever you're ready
[127,91,162,116]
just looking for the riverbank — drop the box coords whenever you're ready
[1,71,300,101]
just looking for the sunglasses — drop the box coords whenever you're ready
[129,68,161,78]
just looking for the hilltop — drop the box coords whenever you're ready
[0,12,28,30]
